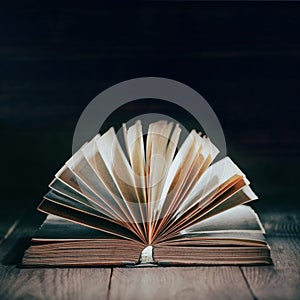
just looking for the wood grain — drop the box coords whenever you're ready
[259,213,300,236]
[242,237,300,300]
[241,212,300,300]
[0,210,23,245]
[0,266,110,300]
[0,211,111,300]
[0,211,44,264]
[109,266,253,300]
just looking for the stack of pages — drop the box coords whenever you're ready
[22,120,271,266]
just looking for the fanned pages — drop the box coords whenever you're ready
[23,120,271,267]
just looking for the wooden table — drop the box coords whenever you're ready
[0,210,299,300]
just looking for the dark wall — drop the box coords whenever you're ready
[1,1,299,213]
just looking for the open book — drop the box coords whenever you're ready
[22,120,271,266]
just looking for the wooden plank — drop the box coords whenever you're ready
[242,237,300,300]
[259,212,300,236]
[0,211,44,264]
[0,210,111,300]
[109,266,254,300]
[0,210,23,245]
[242,213,300,300]
[0,265,111,300]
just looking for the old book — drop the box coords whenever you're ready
[22,120,271,266]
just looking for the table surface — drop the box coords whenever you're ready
[0,209,299,300]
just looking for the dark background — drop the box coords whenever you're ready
[1,1,299,217]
